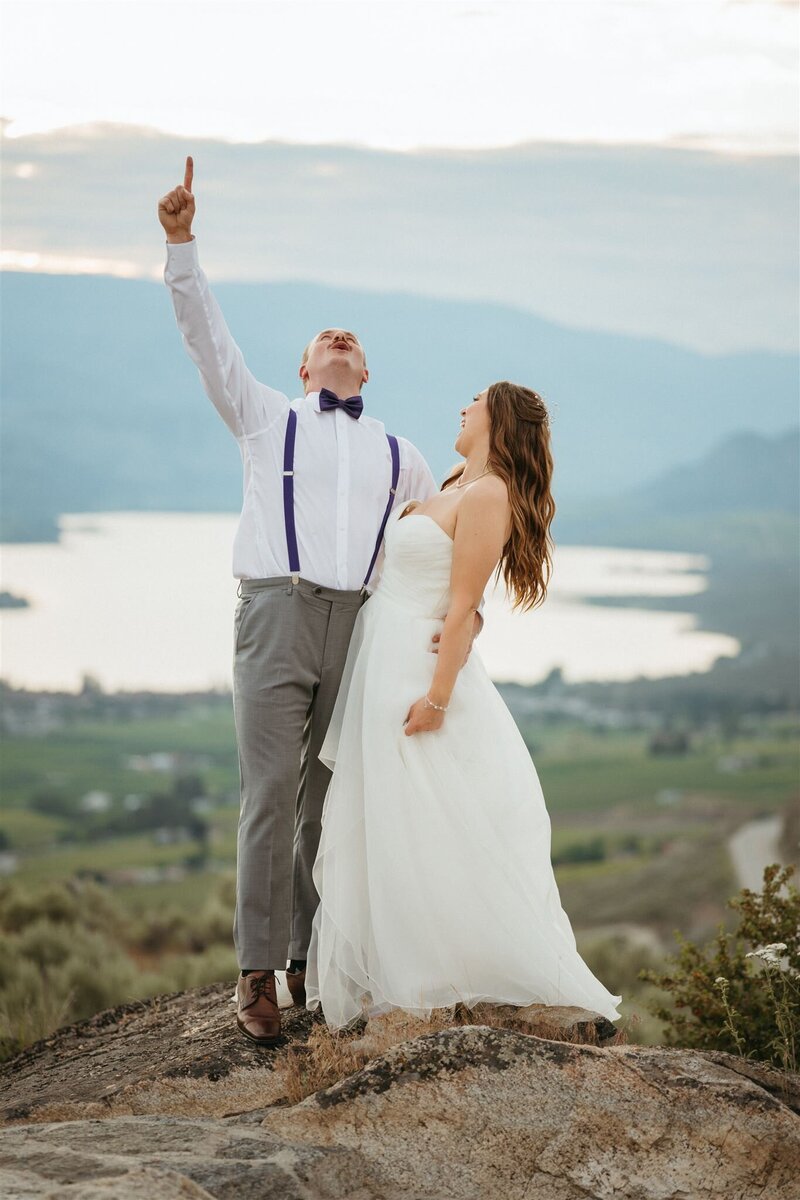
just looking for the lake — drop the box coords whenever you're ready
[0,512,740,693]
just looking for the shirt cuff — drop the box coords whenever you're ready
[165,236,198,264]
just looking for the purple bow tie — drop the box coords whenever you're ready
[319,387,364,420]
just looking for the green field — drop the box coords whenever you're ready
[1,705,796,1059]
[2,708,796,909]
[4,711,797,816]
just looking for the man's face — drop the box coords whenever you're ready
[300,328,369,391]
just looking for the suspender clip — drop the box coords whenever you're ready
[291,572,300,585]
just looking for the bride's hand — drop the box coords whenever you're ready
[403,696,445,736]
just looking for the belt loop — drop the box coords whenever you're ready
[236,579,243,599]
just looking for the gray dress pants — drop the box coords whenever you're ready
[231,574,367,970]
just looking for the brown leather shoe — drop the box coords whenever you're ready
[236,971,281,1044]
[285,966,306,1007]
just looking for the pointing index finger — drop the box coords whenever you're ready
[184,155,193,192]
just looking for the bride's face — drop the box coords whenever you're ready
[455,389,490,456]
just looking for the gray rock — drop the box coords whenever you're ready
[262,1024,800,1200]
[0,1115,374,1199]
[0,982,614,1125]
[0,981,321,1124]
[2,984,797,1199]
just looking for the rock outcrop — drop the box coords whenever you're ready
[263,1026,800,1199]
[1,981,798,1199]
[0,980,617,1125]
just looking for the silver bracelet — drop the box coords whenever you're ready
[424,693,448,712]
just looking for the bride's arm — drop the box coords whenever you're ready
[440,462,486,637]
[403,478,508,735]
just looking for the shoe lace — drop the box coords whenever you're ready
[248,973,274,1002]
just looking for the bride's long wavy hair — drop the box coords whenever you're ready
[441,381,556,612]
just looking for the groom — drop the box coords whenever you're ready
[158,157,482,1044]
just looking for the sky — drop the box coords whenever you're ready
[1,0,797,153]
[1,0,797,354]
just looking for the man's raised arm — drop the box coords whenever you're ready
[158,155,288,440]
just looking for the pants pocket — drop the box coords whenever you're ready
[233,593,258,655]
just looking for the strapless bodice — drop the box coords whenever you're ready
[372,503,453,619]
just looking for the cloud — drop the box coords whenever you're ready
[0,250,146,278]
[0,1,796,151]
[1,121,797,355]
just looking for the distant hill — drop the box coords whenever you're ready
[553,427,799,552]
[1,269,797,543]
[553,428,800,682]
[630,428,799,517]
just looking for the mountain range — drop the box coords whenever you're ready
[1,268,797,544]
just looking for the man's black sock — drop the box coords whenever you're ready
[241,968,273,976]
[288,958,307,973]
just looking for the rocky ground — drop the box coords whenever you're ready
[1,981,798,1199]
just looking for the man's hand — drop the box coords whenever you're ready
[158,156,195,242]
[429,610,481,664]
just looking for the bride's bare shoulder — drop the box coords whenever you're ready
[467,472,510,510]
[479,472,509,500]
[455,474,511,540]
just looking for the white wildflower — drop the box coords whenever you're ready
[745,943,799,976]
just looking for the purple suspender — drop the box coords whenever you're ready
[282,408,301,577]
[282,408,400,593]
[362,432,400,591]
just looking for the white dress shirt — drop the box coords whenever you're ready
[163,236,439,591]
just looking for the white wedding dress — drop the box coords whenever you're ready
[304,503,623,1030]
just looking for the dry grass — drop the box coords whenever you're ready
[277,1000,630,1106]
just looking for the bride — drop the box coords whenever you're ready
[304,380,623,1030]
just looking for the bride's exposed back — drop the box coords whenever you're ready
[304,380,623,1030]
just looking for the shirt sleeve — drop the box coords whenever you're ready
[396,436,438,504]
[163,237,288,439]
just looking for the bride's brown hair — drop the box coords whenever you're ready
[441,381,556,612]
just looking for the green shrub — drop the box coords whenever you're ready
[0,958,75,1058]
[133,907,193,955]
[0,875,241,1061]
[639,863,799,1070]
[0,878,126,937]
[0,882,79,931]
[553,836,607,865]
